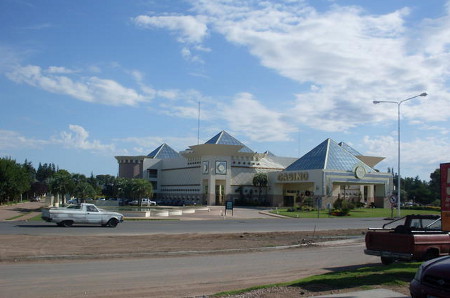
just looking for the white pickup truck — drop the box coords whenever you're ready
[129,198,157,206]
[42,203,124,227]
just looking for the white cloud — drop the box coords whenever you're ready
[142,0,450,132]
[116,135,197,154]
[420,3,450,56]
[56,125,115,152]
[47,66,76,74]
[198,1,438,130]
[363,135,450,179]
[0,126,123,158]
[221,92,297,142]
[133,15,208,44]
[132,14,209,62]
[6,65,148,106]
[0,129,48,150]
[181,47,204,63]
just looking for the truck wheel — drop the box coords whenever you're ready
[423,249,439,261]
[106,218,119,228]
[61,220,73,227]
[381,257,394,265]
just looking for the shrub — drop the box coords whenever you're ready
[329,209,350,216]
[331,198,354,216]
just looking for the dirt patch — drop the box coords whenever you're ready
[0,229,366,262]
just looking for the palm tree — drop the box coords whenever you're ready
[49,170,74,206]
[130,179,153,207]
[252,173,268,204]
[73,181,96,203]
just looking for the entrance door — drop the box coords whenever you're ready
[215,184,225,205]
[283,196,294,207]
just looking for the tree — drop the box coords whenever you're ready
[22,160,36,200]
[49,170,74,205]
[429,168,441,202]
[0,158,30,204]
[73,181,97,202]
[36,163,56,183]
[96,175,116,198]
[30,181,48,198]
[87,172,100,195]
[129,179,153,206]
[71,173,87,185]
[252,173,268,203]
[112,177,129,199]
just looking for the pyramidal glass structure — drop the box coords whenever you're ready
[338,142,362,156]
[285,138,373,172]
[147,143,180,159]
[205,131,254,153]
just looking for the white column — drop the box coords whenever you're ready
[208,177,215,205]
[368,185,375,204]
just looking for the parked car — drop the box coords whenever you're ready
[129,198,157,206]
[410,256,450,298]
[67,199,79,205]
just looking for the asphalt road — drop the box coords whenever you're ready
[0,241,379,298]
[0,217,387,235]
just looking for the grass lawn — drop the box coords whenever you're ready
[271,207,441,218]
[214,262,419,296]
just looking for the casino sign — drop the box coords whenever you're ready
[277,171,309,182]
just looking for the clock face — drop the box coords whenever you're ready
[355,166,366,179]
[216,161,227,175]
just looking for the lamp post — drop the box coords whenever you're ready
[373,92,427,217]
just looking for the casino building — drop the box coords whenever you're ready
[116,131,393,208]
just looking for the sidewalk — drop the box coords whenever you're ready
[0,201,44,221]
[317,288,408,297]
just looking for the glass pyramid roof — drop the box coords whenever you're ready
[264,150,276,156]
[338,142,362,156]
[147,143,180,159]
[285,138,373,172]
[205,131,254,153]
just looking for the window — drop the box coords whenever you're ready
[86,205,98,212]
[148,169,158,178]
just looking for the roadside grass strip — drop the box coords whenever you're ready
[213,262,420,296]
[272,207,440,218]
[5,212,31,221]
[27,214,45,221]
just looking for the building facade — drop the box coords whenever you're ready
[116,131,393,208]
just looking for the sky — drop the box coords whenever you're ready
[1,0,449,181]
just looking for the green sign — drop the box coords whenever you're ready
[226,201,233,210]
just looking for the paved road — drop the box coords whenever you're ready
[0,216,387,235]
[0,240,379,298]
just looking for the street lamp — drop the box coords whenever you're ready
[373,92,427,217]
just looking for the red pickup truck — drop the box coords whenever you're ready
[365,214,450,265]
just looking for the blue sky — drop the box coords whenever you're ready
[1,0,449,181]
